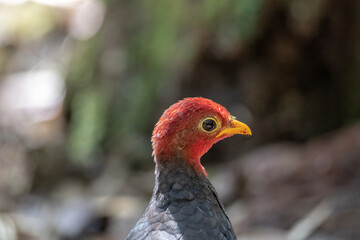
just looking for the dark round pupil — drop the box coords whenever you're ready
[203,119,216,131]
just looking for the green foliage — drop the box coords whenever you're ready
[119,0,185,133]
[202,0,264,41]
[67,36,101,87]
[66,35,108,165]
[67,87,108,165]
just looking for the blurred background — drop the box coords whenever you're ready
[0,0,359,239]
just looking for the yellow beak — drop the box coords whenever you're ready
[216,119,252,138]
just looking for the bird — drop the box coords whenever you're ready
[125,97,251,240]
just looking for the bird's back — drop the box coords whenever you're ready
[125,161,236,240]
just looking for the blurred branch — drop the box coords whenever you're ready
[286,199,333,240]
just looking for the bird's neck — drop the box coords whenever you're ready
[153,156,210,199]
[155,154,207,176]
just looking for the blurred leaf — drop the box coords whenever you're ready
[67,35,101,88]
[67,88,108,165]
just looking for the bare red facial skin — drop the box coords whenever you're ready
[152,98,231,176]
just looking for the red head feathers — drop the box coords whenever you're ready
[152,97,251,175]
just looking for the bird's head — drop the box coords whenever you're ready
[152,97,251,175]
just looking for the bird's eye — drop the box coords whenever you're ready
[201,117,218,133]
